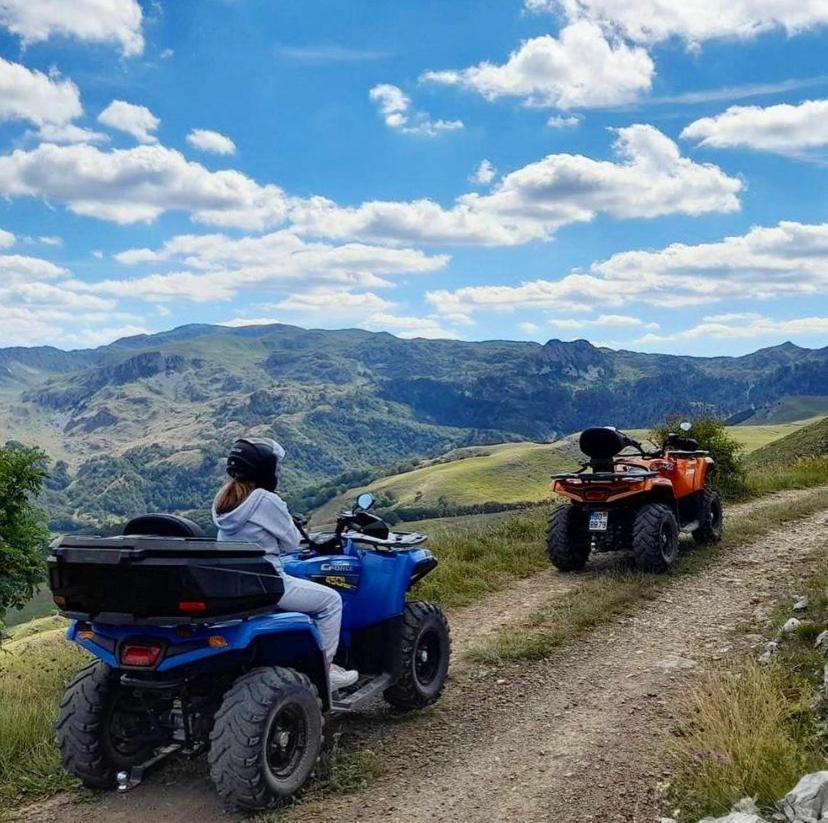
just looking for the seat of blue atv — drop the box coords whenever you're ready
[124,513,205,538]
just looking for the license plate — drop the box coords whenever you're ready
[589,511,609,532]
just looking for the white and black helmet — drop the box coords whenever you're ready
[226,437,285,492]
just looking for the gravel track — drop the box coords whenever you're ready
[13,487,828,823]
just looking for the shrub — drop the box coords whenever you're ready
[650,416,748,499]
[0,444,51,624]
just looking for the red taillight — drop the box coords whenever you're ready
[178,600,207,613]
[585,490,607,501]
[120,644,162,667]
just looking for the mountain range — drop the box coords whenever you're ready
[0,323,825,530]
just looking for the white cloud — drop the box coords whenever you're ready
[524,0,556,11]
[218,317,279,328]
[292,125,741,246]
[519,321,540,334]
[186,128,237,156]
[550,313,659,329]
[275,288,394,316]
[0,253,68,283]
[0,142,290,228]
[0,0,144,56]
[682,99,828,154]
[0,250,121,346]
[114,229,447,275]
[0,228,14,248]
[62,324,151,347]
[361,312,461,339]
[33,122,109,144]
[98,100,159,144]
[547,115,581,129]
[0,57,82,126]
[422,22,654,109]
[636,314,828,345]
[650,76,828,106]
[427,220,828,320]
[470,159,497,186]
[555,0,828,46]
[91,230,448,302]
[369,83,464,136]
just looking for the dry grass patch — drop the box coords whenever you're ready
[669,659,825,820]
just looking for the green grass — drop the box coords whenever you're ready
[667,553,828,820]
[313,439,582,523]
[312,421,814,523]
[668,659,825,820]
[412,508,549,608]
[745,456,828,496]
[2,454,826,812]
[0,626,88,805]
[469,487,828,664]
[739,396,828,424]
[728,417,824,453]
[747,416,828,469]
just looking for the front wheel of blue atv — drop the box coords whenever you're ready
[208,666,323,810]
[384,601,451,711]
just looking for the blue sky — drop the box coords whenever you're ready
[0,0,827,355]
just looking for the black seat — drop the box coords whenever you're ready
[664,434,700,451]
[123,513,205,538]
[579,427,627,473]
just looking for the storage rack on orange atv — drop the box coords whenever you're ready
[547,425,723,573]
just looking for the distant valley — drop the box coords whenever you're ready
[0,322,826,531]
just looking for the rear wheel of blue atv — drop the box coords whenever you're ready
[56,661,168,788]
[384,601,450,711]
[208,666,323,810]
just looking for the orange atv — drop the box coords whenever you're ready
[547,424,723,573]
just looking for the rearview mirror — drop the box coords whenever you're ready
[679,421,692,431]
[356,492,375,511]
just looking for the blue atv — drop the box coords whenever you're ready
[48,493,450,810]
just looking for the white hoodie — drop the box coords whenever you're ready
[212,488,302,570]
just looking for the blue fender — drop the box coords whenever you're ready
[70,611,330,707]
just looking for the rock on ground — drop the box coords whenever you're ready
[779,771,828,822]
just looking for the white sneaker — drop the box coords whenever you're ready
[329,664,359,691]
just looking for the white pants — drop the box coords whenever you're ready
[278,573,343,663]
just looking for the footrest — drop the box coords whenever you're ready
[331,673,392,713]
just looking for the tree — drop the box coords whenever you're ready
[0,444,50,623]
[649,416,747,499]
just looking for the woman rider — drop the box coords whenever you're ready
[212,436,358,691]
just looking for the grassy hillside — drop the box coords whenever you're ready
[738,396,828,424]
[312,421,806,523]
[728,417,824,452]
[313,438,582,522]
[747,416,828,468]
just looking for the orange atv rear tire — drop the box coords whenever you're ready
[632,503,679,573]
[547,504,591,572]
[692,488,723,545]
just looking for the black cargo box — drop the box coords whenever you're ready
[48,535,285,624]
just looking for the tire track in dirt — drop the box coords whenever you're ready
[13,487,827,823]
[286,499,828,823]
[446,487,823,659]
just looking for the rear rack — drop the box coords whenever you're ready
[552,471,658,482]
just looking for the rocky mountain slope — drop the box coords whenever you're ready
[0,322,825,529]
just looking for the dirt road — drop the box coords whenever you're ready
[15,489,828,823]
